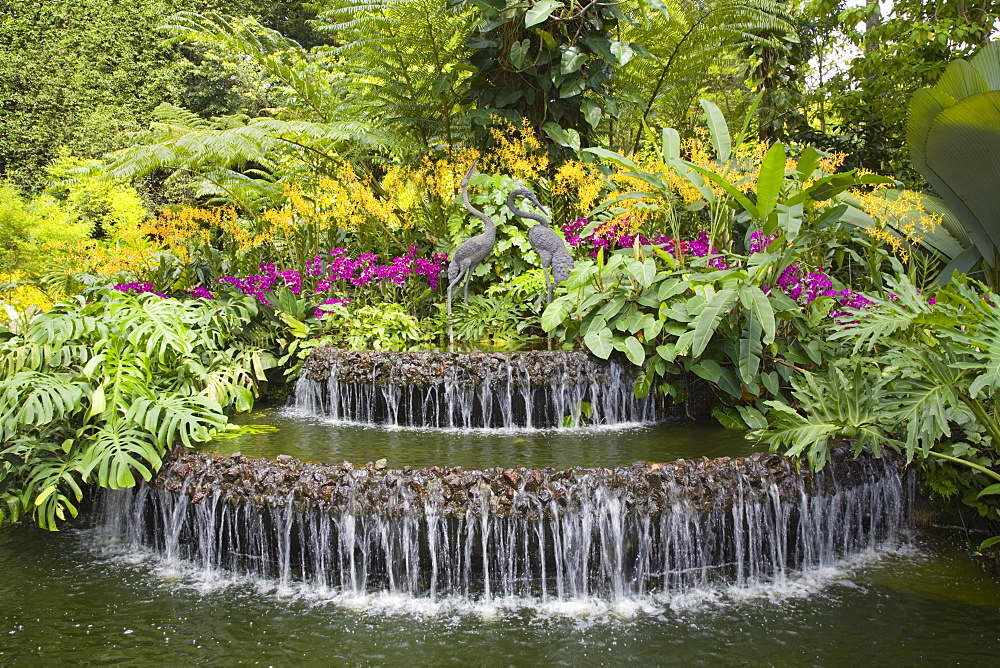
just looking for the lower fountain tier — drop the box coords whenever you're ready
[296,348,676,428]
[95,449,911,599]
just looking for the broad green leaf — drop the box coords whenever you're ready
[279,312,308,338]
[760,371,780,396]
[736,405,768,430]
[756,142,786,223]
[713,409,745,430]
[509,39,530,69]
[699,99,731,164]
[559,76,586,99]
[34,485,57,506]
[609,40,634,66]
[795,145,822,182]
[584,329,613,359]
[657,277,688,302]
[583,147,638,171]
[617,335,645,366]
[662,127,680,161]
[541,298,572,331]
[691,288,737,357]
[978,483,1000,497]
[525,0,563,28]
[581,99,601,129]
[981,536,1000,551]
[776,202,803,240]
[87,383,107,421]
[738,286,776,345]
[634,366,654,399]
[560,46,586,74]
[691,359,724,382]
[738,313,763,384]
[542,122,580,153]
[628,258,656,288]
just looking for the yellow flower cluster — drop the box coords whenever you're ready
[855,188,942,263]
[551,160,603,217]
[419,148,480,204]
[57,206,248,277]
[148,206,250,259]
[482,118,549,181]
[0,272,54,318]
[817,152,847,175]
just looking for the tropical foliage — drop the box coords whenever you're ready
[0,290,270,529]
[907,40,1000,287]
[2,0,999,562]
[758,274,1000,534]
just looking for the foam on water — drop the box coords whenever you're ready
[280,403,657,435]
[294,354,661,429]
[86,524,906,622]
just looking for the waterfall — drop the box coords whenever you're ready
[293,349,662,429]
[94,450,910,601]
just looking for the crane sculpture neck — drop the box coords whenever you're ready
[461,167,496,238]
[507,188,549,227]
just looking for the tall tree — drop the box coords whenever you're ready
[818,0,1000,180]
[608,0,796,152]
[0,0,319,188]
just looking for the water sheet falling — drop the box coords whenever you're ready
[96,450,910,602]
[295,348,662,429]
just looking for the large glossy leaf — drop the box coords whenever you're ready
[584,329,613,359]
[583,147,638,171]
[738,314,763,384]
[699,99,731,164]
[691,289,737,358]
[921,92,1000,258]
[525,0,563,28]
[615,336,645,366]
[755,142,786,223]
[738,286,775,345]
[907,41,1000,268]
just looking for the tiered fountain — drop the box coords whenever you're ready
[95,346,912,605]
[294,347,664,428]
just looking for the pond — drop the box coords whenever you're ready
[1,406,998,664]
[0,520,997,664]
[211,405,759,469]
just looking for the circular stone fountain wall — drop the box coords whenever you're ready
[98,447,909,599]
[297,346,705,428]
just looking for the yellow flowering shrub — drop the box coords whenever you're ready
[0,273,54,324]
[853,187,942,263]
[58,206,247,277]
[481,118,549,182]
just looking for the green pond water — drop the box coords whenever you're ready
[1,409,998,665]
[210,407,760,468]
[0,523,997,665]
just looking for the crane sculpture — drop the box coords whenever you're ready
[447,160,496,347]
[506,187,575,304]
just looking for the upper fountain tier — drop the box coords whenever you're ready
[296,346,677,429]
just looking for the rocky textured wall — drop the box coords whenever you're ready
[302,347,609,387]
[157,447,904,521]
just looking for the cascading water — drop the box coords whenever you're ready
[294,348,664,428]
[95,449,910,602]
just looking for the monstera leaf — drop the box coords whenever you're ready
[907,41,1000,270]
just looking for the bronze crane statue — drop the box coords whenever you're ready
[506,187,574,304]
[447,160,496,347]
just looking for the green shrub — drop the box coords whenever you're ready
[0,184,91,277]
[0,290,271,530]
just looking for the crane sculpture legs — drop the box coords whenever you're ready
[446,262,476,351]
[538,254,554,304]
